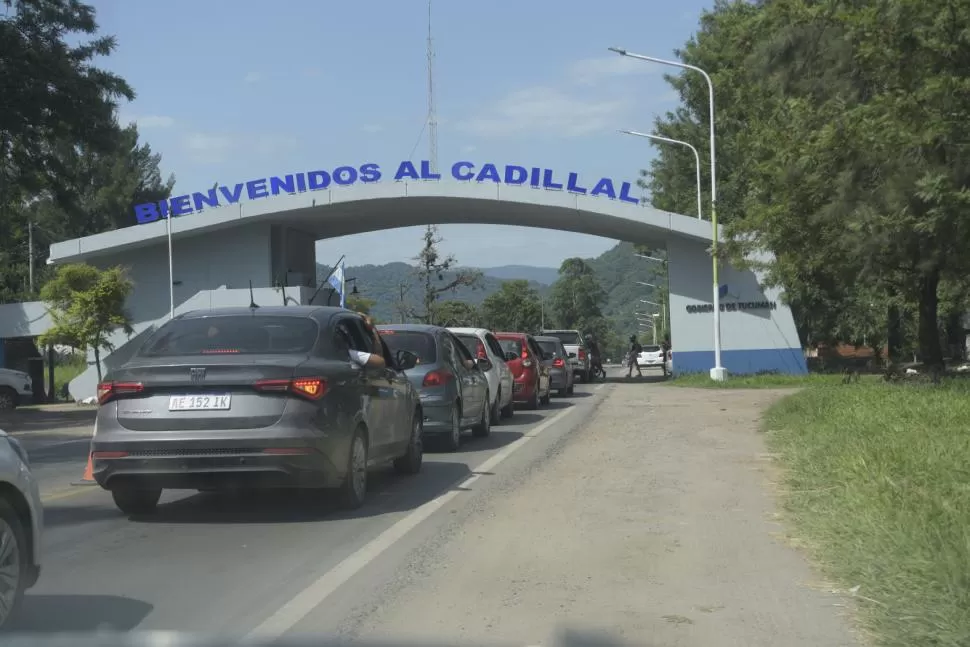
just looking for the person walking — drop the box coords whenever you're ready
[625,334,643,378]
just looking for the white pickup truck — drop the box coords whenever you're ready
[0,368,33,410]
[541,329,591,382]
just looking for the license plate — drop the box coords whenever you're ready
[169,394,232,411]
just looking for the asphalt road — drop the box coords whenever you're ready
[8,378,619,637]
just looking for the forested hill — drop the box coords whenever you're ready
[316,241,662,333]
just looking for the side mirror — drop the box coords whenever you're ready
[504,351,518,362]
[476,357,493,372]
[567,352,577,359]
[396,349,418,371]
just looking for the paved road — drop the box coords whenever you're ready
[9,378,617,637]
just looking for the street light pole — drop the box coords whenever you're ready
[166,210,174,319]
[620,130,702,220]
[610,46,725,381]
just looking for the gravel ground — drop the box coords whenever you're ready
[352,381,861,647]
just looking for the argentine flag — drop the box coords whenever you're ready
[328,261,346,308]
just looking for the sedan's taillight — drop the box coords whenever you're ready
[423,370,454,387]
[97,381,144,405]
[254,377,327,401]
[552,357,565,368]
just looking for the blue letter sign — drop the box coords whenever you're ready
[132,160,640,224]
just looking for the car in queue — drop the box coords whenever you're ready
[533,335,574,397]
[0,429,43,628]
[378,324,492,452]
[493,332,552,410]
[91,306,424,515]
[0,368,33,411]
[448,327,515,421]
[636,344,667,373]
[540,329,590,383]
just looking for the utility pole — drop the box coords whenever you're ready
[427,0,438,175]
[27,220,34,295]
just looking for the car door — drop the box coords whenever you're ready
[375,329,413,449]
[527,336,551,394]
[441,334,480,425]
[451,333,488,418]
[341,316,396,458]
[485,333,512,404]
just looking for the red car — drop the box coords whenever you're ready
[493,332,552,409]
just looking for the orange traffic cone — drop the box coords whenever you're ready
[72,449,96,486]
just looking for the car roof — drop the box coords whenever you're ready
[448,327,491,336]
[493,331,529,338]
[377,323,443,334]
[179,305,343,321]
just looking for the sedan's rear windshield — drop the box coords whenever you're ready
[139,316,318,356]
[641,345,662,353]
[496,337,524,356]
[545,331,581,346]
[379,331,437,365]
[536,340,561,357]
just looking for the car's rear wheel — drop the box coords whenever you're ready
[0,388,17,411]
[111,488,162,515]
[442,404,461,452]
[501,392,514,418]
[393,411,423,475]
[338,428,368,510]
[0,499,27,629]
[527,385,539,410]
[490,389,501,424]
[472,392,491,438]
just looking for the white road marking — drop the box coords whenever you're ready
[249,402,581,637]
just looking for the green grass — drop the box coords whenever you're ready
[764,380,970,646]
[667,371,849,388]
[52,355,86,398]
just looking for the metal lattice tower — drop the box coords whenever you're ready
[426,0,438,175]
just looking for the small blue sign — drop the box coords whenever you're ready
[132,160,641,225]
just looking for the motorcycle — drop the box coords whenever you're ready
[590,356,607,380]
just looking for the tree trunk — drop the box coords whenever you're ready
[887,304,903,364]
[917,268,944,370]
[945,310,965,361]
[94,345,102,383]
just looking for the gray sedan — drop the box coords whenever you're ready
[91,306,424,515]
[378,324,491,452]
[534,336,575,397]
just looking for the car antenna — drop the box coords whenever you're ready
[249,280,259,309]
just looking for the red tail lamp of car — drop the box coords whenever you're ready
[552,357,565,368]
[422,370,454,387]
[254,377,327,401]
[96,381,144,405]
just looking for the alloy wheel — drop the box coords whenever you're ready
[350,435,367,501]
[0,517,21,625]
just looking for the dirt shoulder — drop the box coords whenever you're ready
[354,382,861,646]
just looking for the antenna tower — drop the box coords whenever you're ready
[426,0,438,174]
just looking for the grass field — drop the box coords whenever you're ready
[667,372,850,388]
[764,380,970,646]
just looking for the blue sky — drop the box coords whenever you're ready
[92,0,711,269]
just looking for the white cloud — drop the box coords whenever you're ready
[243,71,262,84]
[567,55,661,86]
[458,86,629,138]
[121,114,175,129]
[181,132,298,163]
[361,124,384,133]
[182,133,235,162]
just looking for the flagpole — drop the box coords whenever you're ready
[340,261,346,308]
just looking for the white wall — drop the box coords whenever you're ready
[667,237,806,374]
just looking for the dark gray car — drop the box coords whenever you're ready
[378,324,491,452]
[91,306,424,515]
[534,336,575,397]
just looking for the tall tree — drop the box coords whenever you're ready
[550,258,606,333]
[38,263,133,382]
[481,280,543,333]
[413,226,482,325]
[432,300,480,327]
[0,0,143,303]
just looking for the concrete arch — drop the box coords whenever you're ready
[40,180,805,401]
